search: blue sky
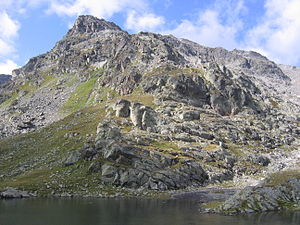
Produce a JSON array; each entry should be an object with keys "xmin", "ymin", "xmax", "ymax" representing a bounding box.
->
[{"xmin": 1, "ymin": 0, "xmax": 300, "ymax": 74}]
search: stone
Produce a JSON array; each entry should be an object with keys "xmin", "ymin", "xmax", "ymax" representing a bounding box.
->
[
  {"xmin": 64, "ymin": 150, "xmax": 82, "ymax": 166},
  {"xmin": 220, "ymin": 178, "xmax": 300, "ymax": 214},
  {"xmin": 130, "ymin": 103, "xmax": 156, "ymax": 131},
  {"xmin": 96, "ymin": 120, "xmax": 122, "ymax": 140},
  {"xmin": 179, "ymin": 110, "xmax": 200, "ymax": 121},
  {"xmin": 0, "ymin": 187, "xmax": 31, "ymax": 199},
  {"xmin": 114, "ymin": 99, "xmax": 131, "ymax": 117},
  {"xmin": 253, "ymin": 155, "xmax": 271, "ymax": 166},
  {"xmin": 88, "ymin": 162, "xmax": 102, "ymax": 173},
  {"xmin": 101, "ymin": 164, "xmax": 119, "ymax": 183}
]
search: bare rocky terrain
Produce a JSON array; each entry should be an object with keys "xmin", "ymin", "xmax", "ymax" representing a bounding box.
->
[{"xmin": 0, "ymin": 15, "xmax": 299, "ymax": 212}]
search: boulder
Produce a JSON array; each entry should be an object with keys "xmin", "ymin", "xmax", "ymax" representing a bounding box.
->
[
  {"xmin": 96, "ymin": 120, "xmax": 122, "ymax": 140},
  {"xmin": 253, "ymin": 155, "xmax": 271, "ymax": 166},
  {"xmin": 0, "ymin": 187, "xmax": 31, "ymax": 199},
  {"xmin": 179, "ymin": 110, "xmax": 200, "ymax": 121},
  {"xmin": 130, "ymin": 103, "xmax": 156, "ymax": 131},
  {"xmin": 64, "ymin": 150, "xmax": 82, "ymax": 166},
  {"xmin": 114, "ymin": 99, "xmax": 131, "ymax": 117},
  {"xmin": 101, "ymin": 164, "xmax": 119, "ymax": 184}
]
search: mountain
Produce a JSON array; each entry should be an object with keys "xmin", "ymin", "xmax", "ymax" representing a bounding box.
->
[
  {"xmin": 0, "ymin": 74, "xmax": 11, "ymax": 87},
  {"xmin": 0, "ymin": 15, "xmax": 299, "ymax": 210}
]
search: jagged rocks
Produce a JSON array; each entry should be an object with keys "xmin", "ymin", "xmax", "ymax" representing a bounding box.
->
[
  {"xmin": 220, "ymin": 177, "xmax": 300, "ymax": 214},
  {"xmin": 252, "ymin": 155, "xmax": 271, "ymax": 167},
  {"xmin": 88, "ymin": 119, "xmax": 209, "ymax": 190},
  {"xmin": 0, "ymin": 15, "xmax": 300, "ymax": 201},
  {"xmin": 68, "ymin": 15, "xmax": 122, "ymax": 35},
  {"xmin": 142, "ymin": 74, "xmax": 209, "ymax": 107}
]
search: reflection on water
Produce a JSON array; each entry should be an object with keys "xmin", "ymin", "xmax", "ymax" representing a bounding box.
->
[{"xmin": 0, "ymin": 198, "xmax": 300, "ymax": 225}]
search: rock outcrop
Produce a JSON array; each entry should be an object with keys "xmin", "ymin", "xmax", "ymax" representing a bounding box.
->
[
  {"xmin": 220, "ymin": 176, "xmax": 300, "ymax": 214},
  {"xmin": 78, "ymin": 115, "xmax": 209, "ymax": 190},
  {"xmin": 0, "ymin": 187, "xmax": 32, "ymax": 199}
]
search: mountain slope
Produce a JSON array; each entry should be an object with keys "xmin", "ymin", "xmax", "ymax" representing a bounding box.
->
[{"xmin": 0, "ymin": 15, "xmax": 299, "ymax": 202}]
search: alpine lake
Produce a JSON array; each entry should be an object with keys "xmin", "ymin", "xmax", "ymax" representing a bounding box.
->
[{"xmin": 0, "ymin": 197, "xmax": 299, "ymax": 225}]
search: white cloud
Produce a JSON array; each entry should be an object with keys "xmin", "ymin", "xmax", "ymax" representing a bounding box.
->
[
  {"xmin": 125, "ymin": 10, "xmax": 165, "ymax": 32},
  {"xmin": 0, "ymin": 40, "xmax": 15, "ymax": 56},
  {"xmin": 0, "ymin": 12, "xmax": 20, "ymax": 39},
  {"xmin": 165, "ymin": 1, "xmax": 245, "ymax": 49},
  {"xmin": 0, "ymin": 12, "xmax": 20, "ymax": 74},
  {"xmin": 48, "ymin": 0, "xmax": 146, "ymax": 18},
  {"xmin": 0, "ymin": 11, "xmax": 20, "ymax": 57},
  {"xmin": 245, "ymin": 0, "xmax": 300, "ymax": 65},
  {"xmin": 0, "ymin": 59, "xmax": 18, "ymax": 74}
]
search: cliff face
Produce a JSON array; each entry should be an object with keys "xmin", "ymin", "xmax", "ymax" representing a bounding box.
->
[{"xmin": 0, "ymin": 15, "xmax": 299, "ymax": 199}]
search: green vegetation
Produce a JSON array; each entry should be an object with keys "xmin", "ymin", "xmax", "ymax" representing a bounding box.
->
[
  {"xmin": 151, "ymin": 140, "xmax": 180, "ymax": 152},
  {"xmin": 0, "ymin": 104, "xmax": 106, "ymax": 194},
  {"xmin": 201, "ymin": 200, "xmax": 224, "ymax": 210},
  {"xmin": 203, "ymin": 144, "xmax": 219, "ymax": 151},
  {"xmin": 227, "ymin": 144, "xmax": 245, "ymax": 157},
  {"xmin": 120, "ymin": 93, "xmax": 155, "ymax": 108},
  {"xmin": 95, "ymin": 86, "xmax": 120, "ymax": 102},
  {"xmin": 62, "ymin": 77, "xmax": 98, "ymax": 114},
  {"xmin": 1, "ymin": 92, "xmax": 19, "ymax": 107},
  {"xmin": 18, "ymin": 82, "xmax": 37, "ymax": 93},
  {"xmin": 264, "ymin": 170, "xmax": 300, "ymax": 187}
]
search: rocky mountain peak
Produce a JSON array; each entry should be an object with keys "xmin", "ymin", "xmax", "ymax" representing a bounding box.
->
[{"xmin": 67, "ymin": 15, "xmax": 122, "ymax": 35}]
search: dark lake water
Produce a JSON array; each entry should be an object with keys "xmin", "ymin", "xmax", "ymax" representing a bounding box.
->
[{"xmin": 0, "ymin": 198, "xmax": 300, "ymax": 225}]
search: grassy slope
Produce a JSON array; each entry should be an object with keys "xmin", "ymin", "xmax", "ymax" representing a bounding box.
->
[{"xmin": 0, "ymin": 105, "xmax": 106, "ymax": 195}]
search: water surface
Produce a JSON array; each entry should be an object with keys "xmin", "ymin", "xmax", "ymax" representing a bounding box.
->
[{"xmin": 0, "ymin": 198, "xmax": 300, "ymax": 225}]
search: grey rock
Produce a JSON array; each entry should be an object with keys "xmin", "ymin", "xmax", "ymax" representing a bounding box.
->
[
  {"xmin": 88, "ymin": 161, "xmax": 102, "ymax": 173},
  {"xmin": 130, "ymin": 103, "xmax": 156, "ymax": 131},
  {"xmin": 101, "ymin": 164, "xmax": 119, "ymax": 183},
  {"xmin": 0, "ymin": 187, "xmax": 31, "ymax": 199},
  {"xmin": 96, "ymin": 120, "xmax": 122, "ymax": 140},
  {"xmin": 114, "ymin": 99, "xmax": 131, "ymax": 117},
  {"xmin": 253, "ymin": 155, "xmax": 271, "ymax": 166},
  {"xmin": 220, "ymin": 178, "xmax": 300, "ymax": 213},
  {"xmin": 64, "ymin": 150, "xmax": 82, "ymax": 166},
  {"xmin": 179, "ymin": 110, "xmax": 200, "ymax": 121}
]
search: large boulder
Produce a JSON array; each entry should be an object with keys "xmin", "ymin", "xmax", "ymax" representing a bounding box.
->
[
  {"xmin": 0, "ymin": 187, "xmax": 31, "ymax": 199},
  {"xmin": 130, "ymin": 103, "xmax": 157, "ymax": 131},
  {"xmin": 113, "ymin": 99, "xmax": 131, "ymax": 117}
]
